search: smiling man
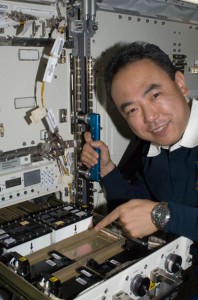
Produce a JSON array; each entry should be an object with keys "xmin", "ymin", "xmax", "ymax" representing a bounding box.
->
[
  {"xmin": 112, "ymin": 59, "xmax": 190, "ymax": 147},
  {"xmin": 80, "ymin": 42, "xmax": 198, "ymax": 296}
]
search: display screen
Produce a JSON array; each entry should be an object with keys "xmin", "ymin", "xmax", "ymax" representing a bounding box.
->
[
  {"xmin": 5, "ymin": 177, "xmax": 21, "ymax": 189},
  {"xmin": 24, "ymin": 169, "xmax": 41, "ymax": 187}
]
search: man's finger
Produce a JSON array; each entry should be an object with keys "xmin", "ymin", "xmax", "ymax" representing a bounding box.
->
[
  {"xmin": 84, "ymin": 131, "xmax": 92, "ymax": 143},
  {"xmin": 95, "ymin": 208, "xmax": 120, "ymax": 231}
]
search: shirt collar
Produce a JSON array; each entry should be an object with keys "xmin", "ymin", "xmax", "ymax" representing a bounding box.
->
[{"xmin": 147, "ymin": 98, "xmax": 198, "ymax": 157}]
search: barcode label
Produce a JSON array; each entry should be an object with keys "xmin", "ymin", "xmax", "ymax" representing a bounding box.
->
[
  {"xmin": 46, "ymin": 259, "xmax": 56, "ymax": 267},
  {"xmin": 76, "ymin": 277, "xmax": 87, "ymax": 285}
]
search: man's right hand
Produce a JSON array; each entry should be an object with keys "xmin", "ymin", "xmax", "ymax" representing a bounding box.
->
[{"xmin": 80, "ymin": 132, "xmax": 116, "ymax": 177}]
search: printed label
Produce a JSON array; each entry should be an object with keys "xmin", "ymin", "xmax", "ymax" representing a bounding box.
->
[
  {"xmin": 46, "ymin": 259, "xmax": 56, "ymax": 267},
  {"xmin": 80, "ymin": 269, "xmax": 92, "ymax": 277},
  {"xmin": 51, "ymin": 253, "xmax": 62, "ymax": 260},
  {"xmin": 0, "ymin": 3, "xmax": 9, "ymax": 10},
  {"xmin": 76, "ymin": 277, "xmax": 87, "ymax": 285},
  {"xmin": 110, "ymin": 259, "xmax": 120, "ymax": 266}
]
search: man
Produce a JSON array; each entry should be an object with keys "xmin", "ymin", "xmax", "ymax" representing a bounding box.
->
[{"xmin": 81, "ymin": 42, "xmax": 198, "ymax": 294}]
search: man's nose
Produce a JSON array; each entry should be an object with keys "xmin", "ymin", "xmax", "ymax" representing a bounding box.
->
[{"xmin": 143, "ymin": 106, "xmax": 159, "ymax": 123}]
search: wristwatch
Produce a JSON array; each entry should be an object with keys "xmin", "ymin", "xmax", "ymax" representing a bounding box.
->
[{"xmin": 151, "ymin": 202, "xmax": 170, "ymax": 230}]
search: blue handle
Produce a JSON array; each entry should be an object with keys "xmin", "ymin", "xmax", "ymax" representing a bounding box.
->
[{"xmin": 88, "ymin": 113, "xmax": 100, "ymax": 182}]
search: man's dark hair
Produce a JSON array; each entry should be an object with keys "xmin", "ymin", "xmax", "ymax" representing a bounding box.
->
[{"xmin": 104, "ymin": 41, "xmax": 177, "ymax": 102}]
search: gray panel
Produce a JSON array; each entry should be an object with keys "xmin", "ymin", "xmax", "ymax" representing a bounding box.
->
[
  {"xmin": 96, "ymin": 0, "xmax": 198, "ymax": 24},
  {"xmin": 92, "ymin": 10, "xmax": 198, "ymax": 96}
]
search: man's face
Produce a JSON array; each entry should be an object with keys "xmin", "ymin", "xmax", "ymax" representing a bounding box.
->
[{"xmin": 111, "ymin": 59, "xmax": 190, "ymax": 146}]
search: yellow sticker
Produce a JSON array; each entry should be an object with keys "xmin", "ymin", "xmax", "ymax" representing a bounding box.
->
[
  {"xmin": 19, "ymin": 257, "xmax": 27, "ymax": 262},
  {"xmin": 149, "ymin": 281, "xmax": 156, "ymax": 290},
  {"xmin": 50, "ymin": 277, "xmax": 59, "ymax": 282}
]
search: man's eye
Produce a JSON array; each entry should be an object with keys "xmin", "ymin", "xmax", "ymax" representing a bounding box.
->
[
  {"xmin": 126, "ymin": 108, "xmax": 138, "ymax": 116},
  {"xmin": 153, "ymin": 92, "xmax": 160, "ymax": 100}
]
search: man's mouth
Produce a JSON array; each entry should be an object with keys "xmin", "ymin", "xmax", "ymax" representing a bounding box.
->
[{"xmin": 152, "ymin": 123, "xmax": 168, "ymax": 135}]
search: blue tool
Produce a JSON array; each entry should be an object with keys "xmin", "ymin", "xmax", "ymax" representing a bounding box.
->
[{"xmin": 86, "ymin": 113, "xmax": 100, "ymax": 182}]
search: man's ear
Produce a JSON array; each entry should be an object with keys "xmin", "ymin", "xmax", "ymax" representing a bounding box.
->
[{"xmin": 175, "ymin": 71, "xmax": 189, "ymax": 96}]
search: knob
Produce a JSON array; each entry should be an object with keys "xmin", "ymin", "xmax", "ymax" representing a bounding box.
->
[
  {"xmin": 130, "ymin": 274, "xmax": 150, "ymax": 297},
  {"xmin": 37, "ymin": 142, "xmax": 52, "ymax": 154},
  {"xmin": 165, "ymin": 253, "xmax": 182, "ymax": 273}
]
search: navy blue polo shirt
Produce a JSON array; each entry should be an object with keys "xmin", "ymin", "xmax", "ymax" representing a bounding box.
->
[{"xmin": 101, "ymin": 99, "xmax": 198, "ymax": 244}]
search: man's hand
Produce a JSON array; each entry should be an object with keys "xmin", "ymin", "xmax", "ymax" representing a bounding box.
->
[
  {"xmin": 80, "ymin": 132, "xmax": 115, "ymax": 177},
  {"xmin": 95, "ymin": 199, "xmax": 159, "ymax": 238}
]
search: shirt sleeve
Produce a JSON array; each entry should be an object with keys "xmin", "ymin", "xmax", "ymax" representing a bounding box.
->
[
  {"xmin": 100, "ymin": 166, "xmax": 151, "ymax": 202},
  {"xmin": 165, "ymin": 202, "xmax": 198, "ymax": 241}
]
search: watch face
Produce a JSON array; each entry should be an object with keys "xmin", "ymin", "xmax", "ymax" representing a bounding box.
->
[
  {"xmin": 154, "ymin": 206, "xmax": 168, "ymax": 223},
  {"xmin": 151, "ymin": 203, "xmax": 170, "ymax": 229}
]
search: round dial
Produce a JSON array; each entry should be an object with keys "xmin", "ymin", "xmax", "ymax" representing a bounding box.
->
[
  {"xmin": 154, "ymin": 206, "xmax": 168, "ymax": 222},
  {"xmin": 151, "ymin": 202, "xmax": 170, "ymax": 230}
]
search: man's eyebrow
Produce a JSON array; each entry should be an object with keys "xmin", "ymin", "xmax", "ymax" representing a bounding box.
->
[{"xmin": 142, "ymin": 83, "xmax": 161, "ymax": 97}]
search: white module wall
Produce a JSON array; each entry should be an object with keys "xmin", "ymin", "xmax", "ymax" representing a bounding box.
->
[{"xmin": 0, "ymin": 46, "xmax": 72, "ymax": 152}]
